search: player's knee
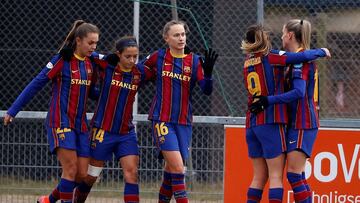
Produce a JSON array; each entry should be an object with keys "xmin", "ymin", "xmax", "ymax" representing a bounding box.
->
[
  {"xmin": 287, "ymin": 154, "xmax": 306, "ymax": 173},
  {"xmin": 287, "ymin": 160, "xmax": 299, "ymax": 173},
  {"xmin": 254, "ymin": 173, "xmax": 268, "ymax": 182},
  {"xmin": 287, "ymin": 162, "xmax": 302, "ymax": 174},
  {"xmin": 268, "ymin": 172, "xmax": 283, "ymax": 184},
  {"xmin": 252, "ymin": 173, "xmax": 268, "ymax": 187},
  {"xmin": 123, "ymin": 167, "xmax": 138, "ymax": 183},
  {"xmin": 62, "ymin": 162, "xmax": 78, "ymax": 179},
  {"xmin": 168, "ymin": 164, "xmax": 184, "ymax": 173}
]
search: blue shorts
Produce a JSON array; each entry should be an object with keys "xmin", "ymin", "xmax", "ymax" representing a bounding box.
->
[
  {"xmin": 90, "ymin": 128, "xmax": 139, "ymax": 161},
  {"xmin": 246, "ymin": 124, "xmax": 287, "ymax": 159},
  {"xmin": 47, "ymin": 127, "xmax": 90, "ymax": 157},
  {"xmin": 287, "ymin": 128, "xmax": 318, "ymax": 157},
  {"xmin": 152, "ymin": 121, "xmax": 192, "ymax": 160}
]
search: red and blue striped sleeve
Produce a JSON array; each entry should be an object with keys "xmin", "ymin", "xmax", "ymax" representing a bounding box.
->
[
  {"xmin": 141, "ymin": 51, "xmax": 158, "ymax": 71},
  {"xmin": 270, "ymin": 49, "xmax": 326, "ymax": 65},
  {"xmin": 90, "ymin": 52, "xmax": 108, "ymax": 69},
  {"xmin": 88, "ymin": 64, "xmax": 100, "ymax": 100},
  {"xmin": 136, "ymin": 63, "xmax": 155, "ymax": 81}
]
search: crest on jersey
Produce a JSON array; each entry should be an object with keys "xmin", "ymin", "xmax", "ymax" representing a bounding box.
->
[
  {"xmin": 159, "ymin": 136, "xmax": 165, "ymax": 144},
  {"xmin": 183, "ymin": 66, "xmax": 191, "ymax": 73},
  {"xmin": 59, "ymin": 133, "xmax": 65, "ymax": 140},
  {"xmin": 46, "ymin": 62, "xmax": 53, "ymax": 69}
]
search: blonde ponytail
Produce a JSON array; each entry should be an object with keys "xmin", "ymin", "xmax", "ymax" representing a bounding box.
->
[{"xmin": 285, "ymin": 19, "xmax": 311, "ymax": 50}]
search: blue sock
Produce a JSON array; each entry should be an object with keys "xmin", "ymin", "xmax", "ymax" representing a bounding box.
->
[
  {"xmin": 59, "ymin": 178, "xmax": 75, "ymax": 203},
  {"xmin": 171, "ymin": 173, "xmax": 188, "ymax": 202},
  {"xmin": 302, "ymin": 172, "xmax": 312, "ymax": 203},
  {"xmin": 247, "ymin": 188, "xmax": 263, "ymax": 203},
  {"xmin": 159, "ymin": 171, "xmax": 173, "ymax": 203},
  {"xmin": 269, "ymin": 188, "xmax": 283, "ymax": 203},
  {"xmin": 124, "ymin": 182, "xmax": 139, "ymax": 203},
  {"xmin": 49, "ymin": 184, "xmax": 60, "ymax": 203},
  {"xmin": 287, "ymin": 172, "xmax": 310, "ymax": 203}
]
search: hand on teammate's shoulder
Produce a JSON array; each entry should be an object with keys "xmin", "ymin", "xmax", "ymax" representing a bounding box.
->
[
  {"xmin": 106, "ymin": 53, "xmax": 120, "ymax": 66},
  {"xmin": 320, "ymin": 48, "xmax": 331, "ymax": 58},
  {"xmin": 59, "ymin": 45, "xmax": 74, "ymax": 61}
]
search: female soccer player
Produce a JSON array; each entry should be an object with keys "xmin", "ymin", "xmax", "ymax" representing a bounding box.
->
[
  {"xmin": 251, "ymin": 19, "xmax": 328, "ymax": 202},
  {"xmin": 72, "ymin": 36, "xmax": 153, "ymax": 203},
  {"xmin": 242, "ymin": 24, "xmax": 329, "ymax": 203},
  {"xmin": 3, "ymin": 20, "xmax": 100, "ymax": 203},
  {"xmin": 140, "ymin": 20, "xmax": 218, "ymax": 203}
]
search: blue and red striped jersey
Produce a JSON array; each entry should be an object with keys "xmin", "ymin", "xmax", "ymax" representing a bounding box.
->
[
  {"xmin": 141, "ymin": 48, "xmax": 212, "ymax": 125},
  {"xmin": 244, "ymin": 52, "xmax": 288, "ymax": 128},
  {"xmin": 7, "ymin": 54, "xmax": 97, "ymax": 132},
  {"xmin": 91, "ymin": 62, "xmax": 152, "ymax": 134},
  {"xmin": 286, "ymin": 50, "xmax": 319, "ymax": 129}
]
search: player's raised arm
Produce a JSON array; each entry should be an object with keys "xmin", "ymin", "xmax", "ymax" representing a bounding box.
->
[{"xmin": 198, "ymin": 48, "xmax": 218, "ymax": 95}]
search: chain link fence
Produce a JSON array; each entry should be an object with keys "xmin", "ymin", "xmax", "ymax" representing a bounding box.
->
[
  {"xmin": 2, "ymin": 0, "xmax": 359, "ymax": 118},
  {"xmin": 263, "ymin": 1, "xmax": 360, "ymax": 118},
  {"xmin": 0, "ymin": 117, "xmax": 224, "ymax": 202},
  {"xmin": 1, "ymin": 0, "xmax": 360, "ymax": 202}
]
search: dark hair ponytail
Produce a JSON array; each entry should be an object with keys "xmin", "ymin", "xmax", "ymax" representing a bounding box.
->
[{"xmin": 58, "ymin": 20, "xmax": 99, "ymax": 52}]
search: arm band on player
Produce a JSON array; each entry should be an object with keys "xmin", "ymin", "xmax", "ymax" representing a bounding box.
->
[{"xmin": 87, "ymin": 165, "xmax": 103, "ymax": 177}]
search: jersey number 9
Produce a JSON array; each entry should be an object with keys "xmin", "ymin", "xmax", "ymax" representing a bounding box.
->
[{"xmin": 247, "ymin": 72, "xmax": 262, "ymax": 96}]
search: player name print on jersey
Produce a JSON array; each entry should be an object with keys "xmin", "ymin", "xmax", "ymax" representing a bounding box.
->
[
  {"xmin": 244, "ymin": 57, "xmax": 262, "ymax": 67},
  {"xmin": 162, "ymin": 70, "xmax": 191, "ymax": 81},
  {"xmin": 71, "ymin": 79, "xmax": 91, "ymax": 85},
  {"xmin": 111, "ymin": 80, "xmax": 138, "ymax": 90}
]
